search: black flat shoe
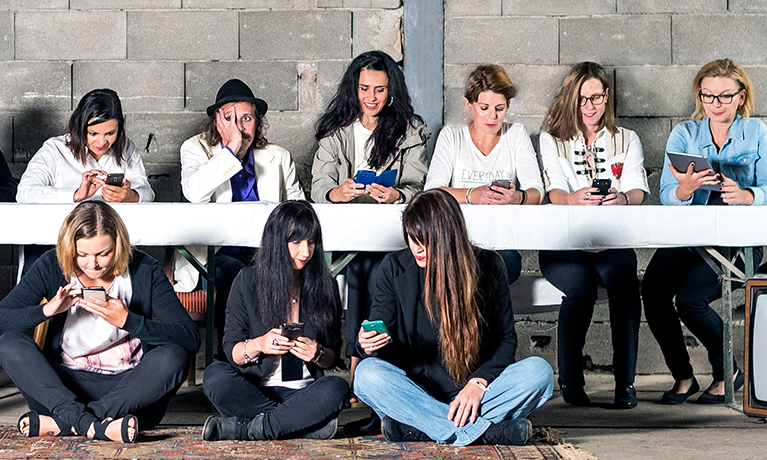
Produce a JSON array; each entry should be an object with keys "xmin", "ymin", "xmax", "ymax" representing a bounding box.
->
[
  {"xmin": 696, "ymin": 371, "xmax": 745, "ymax": 405},
  {"xmin": 344, "ymin": 413, "xmax": 381, "ymax": 436},
  {"xmin": 614, "ymin": 383, "xmax": 638, "ymax": 409},
  {"xmin": 660, "ymin": 377, "xmax": 700, "ymax": 405},
  {"xmin": 381, "ymin": 416, "xmax": 431, "ymax": 443},
  {"xmin": 559, "ymin": 379, "xmax": 591, "ymax": 406}
]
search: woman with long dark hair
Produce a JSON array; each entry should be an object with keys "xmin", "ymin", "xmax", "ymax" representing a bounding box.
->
[
  {"xmin": 311, "ymin": 50, "xmax": 429, "ymax": 427},
  {"xmin": 354, "ymin": 189, "xmax": 553, "ymax": 446},
  {"xmin": 0, "ymin": 201, "xmax": 199, "ymax": 443},
  {"xmin": 538, "ymin": 62, "xmax": 649, "ymax": 409},
  {"xmin": 202, "ymin": 200, "xmax": 348, "ymax": 441}
]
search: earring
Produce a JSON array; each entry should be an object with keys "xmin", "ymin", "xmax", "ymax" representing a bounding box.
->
[{"xmin": 388, "ymin": 96, "xmax": 394, "ymax": 107}]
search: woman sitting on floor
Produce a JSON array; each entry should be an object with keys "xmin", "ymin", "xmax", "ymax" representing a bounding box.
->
[
  {"xmin": 202, "ymin": 200, "xmax": 348, "ymax": 441},
  {"xmin": 0, "ymin": 201, "xmax": 200, "ymax": 443},
  {"xmin": 354, "ymin": 189, "xmax": 553, "ymax": 446}
]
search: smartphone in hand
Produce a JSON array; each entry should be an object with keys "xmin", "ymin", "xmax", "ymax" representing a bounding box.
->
[
  {"xmin": 81, "ymin": 286, "xmax": 107, "ymax": 302},
  {"xmin": 281, "ymin": 322, "xmax": 305, "ymax": 340},
  {"xmin": 361, "ymin": 320, "xmax": 392, "ymax": 343},
  {"xmin": 591, "ymin": 178, "xmax": 611, "ymax": 195},
  {"xmin": 105, "ymin": 173, "xmax": 124, "ymax": 187}
]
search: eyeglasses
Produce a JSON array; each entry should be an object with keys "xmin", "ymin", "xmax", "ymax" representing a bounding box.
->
[
  {"xmin": 579, "ymin": 93, "xmax": 606, "ymax": 107},
  {"xmin": 699, "ymin": 89, "xmax": 743, "ymax": 105}
]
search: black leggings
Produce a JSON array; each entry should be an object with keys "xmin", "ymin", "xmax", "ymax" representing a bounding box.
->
[
  {"xmin": 0, "ymin": 331, "xmax": 188, "ymax": 436},
  {"xmin": 203, "ymin": 361, "xmax": 348, "ymax": 440}
]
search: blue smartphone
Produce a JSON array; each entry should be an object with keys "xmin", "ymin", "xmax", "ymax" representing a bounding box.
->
[{"xmin": 361, "ymin": 320, "xmax": 392, "ymax": 343}]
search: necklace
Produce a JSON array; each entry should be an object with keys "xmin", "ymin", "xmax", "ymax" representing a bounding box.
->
[{"xmin": 470, "ymin": 125, "xmax": 499, "ymax": 152}]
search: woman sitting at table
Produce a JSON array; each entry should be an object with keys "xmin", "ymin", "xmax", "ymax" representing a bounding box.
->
[
  {"xmin": 16, "ymin": 88, "xmax": 154, "ymax": 275},
  {"xmin": 354, "ymin": 189, "xmax": 553, "ymax": 446},
  {"xmin": 538, "ymin": 61, "xmax": 649, "ymax": 409},
  {"xmin": 0, "ymin": 201, "xmax": 200, "ymax": 443},
  {"xmin": 311, "ymin": 50, "xmax": 428, "ymax": 430},
  {"xmin": 425, "ymin": 64, "xmax": 543, "ymax": 284},
  {"xmin": 202, "ymin": 200, "xmax": 348, "ymax": 441},
  {"xmin": 642, "ymin": 58, "xmax": 767, "ymax": 405}
]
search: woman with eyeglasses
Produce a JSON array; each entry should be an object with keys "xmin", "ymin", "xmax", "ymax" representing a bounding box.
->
[
  {"xmin": 642, "ymin": 59, "xmax": 767, "ymax": 405},
  {"xmin": 538, "ymin": 62, "xmax": 649, "ymax": 409}
]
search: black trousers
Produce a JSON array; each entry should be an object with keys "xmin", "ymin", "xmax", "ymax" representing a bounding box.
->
[
  {"xmin": 345, "ymin": 251, "xmax": 386, "ymax": 357},
  {"xmin": 203, "ymin": 361, "xmax": 348, "ymax": 440},
  {"xmin": 539, "ymin": 249, "xmax": 641, "ymax": 387},
  {"xmin": 642, "ymin": 247, "xmax": 762, "ymax": 382},
  {"xmin": 0, "ymin": 331, "xmax": 188, "ymax": 436}
]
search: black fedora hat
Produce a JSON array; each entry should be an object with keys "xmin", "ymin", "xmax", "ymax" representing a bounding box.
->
[{"xmin": 206, "ymin": 79, "xmax": 268, "ymax": 117}]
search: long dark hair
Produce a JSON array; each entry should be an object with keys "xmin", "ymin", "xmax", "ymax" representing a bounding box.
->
[
  {"xmin": 315, "ymin": 50, "xmax": 415, "ymax": 170},
  {"xmin": 254, "ymin": 200, "xmax": 339, "ymax": 334},
  {"xmin": 67, "ymin": 88, "xmax": 127, "ymax": 166},
  {"xmin": 402, "ymin": 189, "xmax": 481, "ymax": 383}
]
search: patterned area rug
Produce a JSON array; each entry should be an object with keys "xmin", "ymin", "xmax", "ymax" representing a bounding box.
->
[{"xmin": 0, "ymin": 426, "xmax": 595, "ymax": 460}]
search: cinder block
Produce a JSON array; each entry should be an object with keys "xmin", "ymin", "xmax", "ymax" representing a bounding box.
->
[
  {"xmin": 145, "ymin": 163, "xmax": 182, "ymax": 203},
  {"xmin": 561, "ymin": 16, "xmax": 671, "ymax": 66},
  {"xmin": 124, "ymin": 111, "xmax": 206, "ymax": 165},
  {"xmin": 636, "ymin": 247, "xmax": 655, "ymax": 271},
  {"xmin": 352, "ymin": 8, "xmax": 403, "ymax": 61},
  {"xmin": 16, "ymin": 11, "xmax": 126, "ymax": 60},
  {"xmin": 266, "ymin": 111, "xmax": 321, "ymax": 195},
  {"xmin": 0, "ymin": 113, "xmax": 12, "ymax": 160},
  {"xmin": 515, "ymin": 321, "xmax": 558, "ymax": 368},
  {"xmin": 673, "ymin": 15, "xmax": 767, "ymax": 65},
  {"xmin": 318, "ymin": 0, "xmax": 343, "ymax": 7},
  {"xmin": 183, "ymin": 0, "xmax": 316, "ymax": 7},
  {"xmin": 0, "ymin": 1, "xmax": 66, "ymax": 8},
  {"xmin": 503, "ymin": 0, "xmax": 614, "ymax": 15},
  {"xmin": 71, "ymin": 0, "xmax": 180, "ymax": 7},
  {"xmin": 371, "ymin": 0, "xmax": 400, "ymax": 7},
  {"xmin": 240, "ymin": 11, "xmax": 351, "ymax": 60},
  {"xmin": 617, "ymin": 0, "xmax": 724, "ymax": 13},
  {"xmin": 344, "ymin": 0, "xmax": 371, "ymax": 6},
  {"xmin": 615, "ymin": 66, "xmax": 697, "ymax": 117},
  {"xmin": 0, "ymin": 11, "xmax": 12, "ymax": 61},
  {"xmin": 744, "ymin": 66, "xmax": 767, "ymax": 118},
  {"xmin": 128, "ymin": 11, "xmax": 238, "ymax": 60},
  {"xmin": 445, "ymin": 0, "xmax": 500, "ymax": 17},
  {"xmin": 316, "ymin": 60, "xmax": 351, "ymax": 112},
  {"xmin": 635, "ymin": 323, "xmax": 668, "ymax": 374},
  {"xmin": 0, "ymin": 62, "xmax": 71, "ymax": 111},
  {"xmin": 728, "ymin": 0, "xmax": 767, "ymax": 13},
  {"xmin": 74, "ymin": 62, "xmax": 184, "ymax": 112},
  {"xmin": 445, "ymin": 18, "xmax": 558, "ymax": 65},
  {"xmin": 186, "ymin": 61, "xmax": 298, "ymax": 113},
  {"xmin": 615, "ymin": 117, "xmax": 671, "ymax": 179},
  {"xmin": 12, "ymin": 111, "xmax": 71, "ymax": 163}
]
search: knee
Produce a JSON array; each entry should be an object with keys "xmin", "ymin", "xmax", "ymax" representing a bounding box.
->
[
  {"xmin": 353, "ymin": 358, "xmax": 391, "ymax": 395},
  {"xmin": 0, "ymin": 331, "xmax": 36, "ymax": 366},
  {"xmin": 203, "ymin": 362, "xmax": 236, "ymax": 397},
  {"xmin": 321, "ymin": 375, "xmax": 350, "ymax": 396},
  {"xmin": 517, "ymin": 357, "xmax": 554, "ymax": 396},
  {"xmin": 148, "ymin": 343, "xmax": 189, "ymax": 372}
]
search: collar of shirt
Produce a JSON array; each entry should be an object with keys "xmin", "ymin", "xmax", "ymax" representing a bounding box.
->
[
  {"xmin": 698, "ymin": 115, "xmax": 745, "ymax": 150},
  {"xmin": 229, "ymin": 148, "xmax": 259, "ymax": 202}
]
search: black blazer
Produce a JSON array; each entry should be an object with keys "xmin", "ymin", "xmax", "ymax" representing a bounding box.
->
[
  {"xmin": 0, "ymin": 249, "xmax": 201, "ymax": 357},
  {"xmin": 223, "ymin": 266, "xmax": 343, "ymax": 381},
  {"xmin": 361, "ymin": 248, "xmax": 517, "ymax": 402}
]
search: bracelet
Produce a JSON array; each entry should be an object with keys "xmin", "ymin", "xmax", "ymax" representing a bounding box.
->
[
  {"xmin": 242, "ymin": 339, "xmax": 258, "ymax": 364},
  {"xmin": 466, "ymin": 188, "xmax": 475, "ymax": 204},
  {"xmin": 519, "ymin": 190, "xmax": 528, "ymax": 205},
  {"xmin": 469, "ymin": 379, "xmax": 488, "ymax": 392},
  {"xmin": 620, "ymin": 191, "xmax": 629, "ymax": 205},
  {"xmin": 311, "ymin": 345, "xmax": 325, "ymax": 365}
]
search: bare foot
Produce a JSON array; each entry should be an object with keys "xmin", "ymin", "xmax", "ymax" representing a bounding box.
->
[
  {"xmin": 87, "ymin": 417, "xmax": 137, "ymax": 443},
  {"xmin": 19, "ymin": 414, "xmax": 62, "ymax": 437},
  {"xmin": 704, "ymin": 370, "xmax": 740, "ymax": 396}
]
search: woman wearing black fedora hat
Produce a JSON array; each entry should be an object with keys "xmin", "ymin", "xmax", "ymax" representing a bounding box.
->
[{"xmin": 176, "ymin": 78, "xmax": 304, "ymax": 358}]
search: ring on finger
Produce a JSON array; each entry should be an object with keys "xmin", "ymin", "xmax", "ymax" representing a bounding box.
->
[
  {"xmin": 379, "ymin": 194, "xmax": 385, "ymax": 199},
  {"xmin": 272, "ymin": 339, "xmax": 279, "ymax": 347}
]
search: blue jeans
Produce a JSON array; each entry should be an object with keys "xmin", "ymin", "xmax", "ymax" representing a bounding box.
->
[{"xmin": 354, "ymin": 356, "xmax": 553, "ymax": 446}]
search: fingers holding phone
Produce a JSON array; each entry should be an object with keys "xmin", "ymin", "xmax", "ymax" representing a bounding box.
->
[{"xmin": 358, "ymin": 320, "xmax": 391, "ymax": 353}]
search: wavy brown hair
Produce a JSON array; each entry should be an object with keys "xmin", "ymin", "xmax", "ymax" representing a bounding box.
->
[
  {"xmin": 402, "ymin": 189, "xmax": 482, "ymax": 383},
  {"xmin": 200, "ymin": 102, "xmax": 268, "ymax": 153},
  {"xmin": 464, "ymin": 65, "xmax": 516, "ymax": 103},
  {"xmin": 545, "ymin": 62, "xmax": 617, "ymax": 141},
  {"xmin": 691, "ymin": 58, "xmax": 754, "ymax": 121}
]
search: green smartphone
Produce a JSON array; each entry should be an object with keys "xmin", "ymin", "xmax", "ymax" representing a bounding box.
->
[{"xmin": 361, "ymin": 320, "xmax": 392, "ymax": 343}]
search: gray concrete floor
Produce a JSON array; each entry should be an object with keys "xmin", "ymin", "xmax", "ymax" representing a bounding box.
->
[{"xmin": 0, "ymin": 369, "xmax": 764, "ymax": 460}]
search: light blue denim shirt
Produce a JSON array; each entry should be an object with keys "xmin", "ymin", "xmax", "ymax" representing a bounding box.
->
[{"xmin": 660, "ymin": 115, "xmax": 767, "ymax": 206}]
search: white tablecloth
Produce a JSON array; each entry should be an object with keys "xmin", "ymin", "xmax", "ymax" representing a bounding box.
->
[{"xmin": 2, "ymin": 202, "xmax": 767, "ymax": 251}]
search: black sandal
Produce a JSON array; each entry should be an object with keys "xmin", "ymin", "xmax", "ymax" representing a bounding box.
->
[
  {"xmin": 90, "ymin": 415, "xmax": 138, "ymax": 443},
  {"xmin": 17, "ymin": 411, "xmax": 74, "ymax": 437}
]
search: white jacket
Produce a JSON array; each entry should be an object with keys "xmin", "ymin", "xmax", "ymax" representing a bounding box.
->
[{"xmin": 174, "ymin": 134, "xmax": 304, "ymax": 292}]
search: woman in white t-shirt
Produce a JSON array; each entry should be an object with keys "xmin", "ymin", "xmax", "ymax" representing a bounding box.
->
[
  {"xmin": 538, "ymin": 62, "xmax": 649, "ymax": 410},
  {"xmin": 425, "ymin": 64, "xmax": 543, "ymax": 284}
]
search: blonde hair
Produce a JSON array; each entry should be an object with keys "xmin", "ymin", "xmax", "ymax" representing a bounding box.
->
[
  {"xmin": 464, "ymin": 65, "xmax": 516, "ymax": 104},
  {"xmin": 56, "ymin": 201, "xmax": 132, "ymax": 279},
  {"xmin": 545, "ymin": 62, "xmax": 617, "ymax": 141},
  {"xmin": 691, "ymin": 58, "xmax": 754, "ymax": 121}
]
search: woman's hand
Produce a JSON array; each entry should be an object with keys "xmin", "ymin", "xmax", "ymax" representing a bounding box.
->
[
  {"xmin": 290, "ymin": 336, "xmax": 320, "ymax": 362},
  {"xmin": 78, "ymin": 296, "xmax": 130, "ymax": 328},
  {"xmin": 470, "ymin": 184, "xmax": 519, "ymax": 205},
  {"xmin": 599, "ymin": 188, "xmax": 627, "ymax": 206},
  {"xmin": 366, "ymin": 183, "xmax": 401, "ymax": 204},
  {"xmin": 448, "ymin": 379, "xmax": 486, "ymax": 427},
  {"xmin": 670, "ymin": 162, "xmax": 720, "ymax": 201},
  {"xmin": 358, "ymin": 320, "xmax": 390, "ymax": 354},
  {"xmin": 101, "ymin": 178, "xmax": 139, "ymax": 203},
  {"xmin": 329, "ymin": 179, "xmax": 365, "ymax": 203},
  {"xmin": 73, "ymin": 169, "xmax": 106, "ymax": 202},
  {"xmin": 216, "ymin": 105, "xmax": 244, "ymax": 157},
  {"xmin": 257, "ymin": 328, "xmax": 292, "ymax": 355},
  {"xmin": 564, "ymin": 186, "xmax": 603, "ymax": 205},
  {"xmin": 721, "ymin": 173, "xmax": 755, "ymax": 205},
  {"xmin": 43, "ymin": 282, "xmax": 80, "ymax": 317}
]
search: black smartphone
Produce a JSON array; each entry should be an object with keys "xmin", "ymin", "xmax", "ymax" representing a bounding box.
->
[
  {"xmin": 81, "ymin": 286, "xmax": 107, "ymax": 302},
  {"xmin": 591, "ymin": 178, "xmax": 611, "ymax": 195},
  {"xmin": 281, "ymin": 322, "xmax": 305, "ymax": 340},
  {"xmin": 106, "ymin": 173, "xmax": 124, "ymax": 186},
  {"xmin": 491, "ymin": 180, "xmax": 511, "ymax": 189}
]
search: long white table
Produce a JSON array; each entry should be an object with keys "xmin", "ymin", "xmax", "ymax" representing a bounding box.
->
[{"xmin": 2, "ymin": 202, "xmax": 765, "ymax": 406}]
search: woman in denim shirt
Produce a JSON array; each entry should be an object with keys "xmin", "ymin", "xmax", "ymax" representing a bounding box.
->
[{"xmin": 643, "ymin": 59, "xmax": 766, "ymax": 405}]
